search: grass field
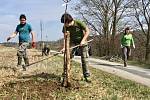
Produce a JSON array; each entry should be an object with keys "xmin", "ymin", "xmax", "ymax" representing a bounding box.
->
[{"xmin": 0, "ymin": 47, "xmax": 150, "ymax": 99}]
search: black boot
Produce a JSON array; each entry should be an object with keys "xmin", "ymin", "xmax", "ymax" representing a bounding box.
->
[
  {"xmin": 17, "ymin": 57, "xmax": 22, "ymax": 66},
  {"xmin": 23, "ymin": 57, "xmax": 29, "ymax": 71},
  {"xmin": 24, "ymin": 57, "xmax": 29, "ymax": 66},
  {"xmin": 124, "ymin": 62, "xmax": 127, "ymax": 67}
]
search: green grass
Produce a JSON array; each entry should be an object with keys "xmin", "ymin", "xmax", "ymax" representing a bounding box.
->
[
  {"xmin": 127, "ymin": 60, "xmax": 150, "ymax": 69},
  {"xmin": 0, "ymin": 56, "xmax": 150, "ymax": 100}
]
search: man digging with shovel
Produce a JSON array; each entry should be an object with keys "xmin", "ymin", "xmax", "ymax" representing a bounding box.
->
[{"xmin": 60, "ymin": 13, "xmax": 91, "ymax": 82}]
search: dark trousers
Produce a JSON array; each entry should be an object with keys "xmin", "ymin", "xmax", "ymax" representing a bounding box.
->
[
  {"xmin": 122, "ymin": 46, "xmax": 131, "ymax": 66},
  {"xmin": 42, "ymin": 47, "xmax": 50, "ymax": 56}
]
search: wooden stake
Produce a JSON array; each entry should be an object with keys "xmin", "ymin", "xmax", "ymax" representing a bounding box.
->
[{"xmin": 62, "ymin": 32, "xmax": 71, "ymax": 87}]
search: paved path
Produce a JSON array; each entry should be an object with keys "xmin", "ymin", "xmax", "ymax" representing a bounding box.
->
[{"xmin": 73, "ymin": 56, "xmax": 150, "ymax": 87}]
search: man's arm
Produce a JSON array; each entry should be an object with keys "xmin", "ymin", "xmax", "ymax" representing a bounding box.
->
[
  {"xmin": 31, "ymin": 31, "xmax": 35, "ymax": 42},
  {"xmin": 80, "ymin": 26, "xmax": 90, "ymax": 46},
  {"xmin": 7, "ymin": 31, "xmax": 18, "ymax": 41},
  {"xmin": 31, "ymin": 31, "xmax": 36, "ymax": 48}
]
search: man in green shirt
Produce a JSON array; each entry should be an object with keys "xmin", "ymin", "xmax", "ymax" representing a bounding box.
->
[
  {"xmin": 121, "ymin": 27, "xmax": 135, "ymax": 67},
  {"xmin": 61, "ymin": 13, "xmax": 91, "ymax": 82}
]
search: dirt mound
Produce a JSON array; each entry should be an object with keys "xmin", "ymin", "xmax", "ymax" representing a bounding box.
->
[{"xmin": 0, "ymin": 79, "xmax": 60, "ymax": 99}]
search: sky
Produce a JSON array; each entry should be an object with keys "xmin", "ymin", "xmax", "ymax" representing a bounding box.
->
[{"xmin": 0, "ymin": 0, "xmax": 76, "ymax": 43}]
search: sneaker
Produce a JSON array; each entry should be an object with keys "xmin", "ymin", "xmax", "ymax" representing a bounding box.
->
[
  {"xmin": 22, "ymin": 65, "xmax": 28, "ymax": 71},
  {"xmin": 84, "ymin": 77, "xmax": 92, "ymax": 83},
  {"xmin": 17, "ymin": 64, "xmax": 22, "ymax": 67},
  {"xmin": 16, "ymin": 65, "xmax": 22, "ymax": 71},
  {"xmin": 85, "ymin": 73, "xmax": 90, "ymax": 77}
]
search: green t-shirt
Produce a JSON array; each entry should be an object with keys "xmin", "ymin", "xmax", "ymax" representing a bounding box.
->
[
  {"xmin": 62, "ymin": 20, "xmax": 86, "ymax": 44},
  {"xmin": 121, "ymin": 34, "xmax": 134, "ymax": 47}
]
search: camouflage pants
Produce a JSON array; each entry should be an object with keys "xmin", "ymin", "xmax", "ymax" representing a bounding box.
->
[
  {"xmin": 71, "ymin": 44, "xmax": 90, "ymax": 78},
  {"xmin": 17, "ymin": 42, "xmax": 29, "ymax": 66}
]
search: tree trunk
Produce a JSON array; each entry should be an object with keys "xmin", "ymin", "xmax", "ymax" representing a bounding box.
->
[
  {"xmin": 145, "ymin": 18, "xmax": 150, "ymax": 61},
  {"xmin": 103, "ymin": 10, "xmax": 110, "ymax": 56},
  {"xmin": 111, "ymin": 5, "xmax": 117, "ymax": 55}
]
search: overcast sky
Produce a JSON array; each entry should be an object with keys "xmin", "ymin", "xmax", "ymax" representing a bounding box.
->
[{"xmin": 0, "ymin": 0, "xmax": 76, "ymax": 43}]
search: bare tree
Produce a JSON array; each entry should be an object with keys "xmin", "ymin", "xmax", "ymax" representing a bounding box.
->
[
  {"xmin": 131, "ymin": 0, "xmax": 150, "ymax": 61},
  {"xmin": 74, "ymin": 0, "xmax": 113, "ymax": 56},
  {"xmin": 74, "ymin": 0, "xmax": 130, "ymax": 56},
  {"xmin": 111, "ymin": 0, "xmax": 132, "ymax": 54}
]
